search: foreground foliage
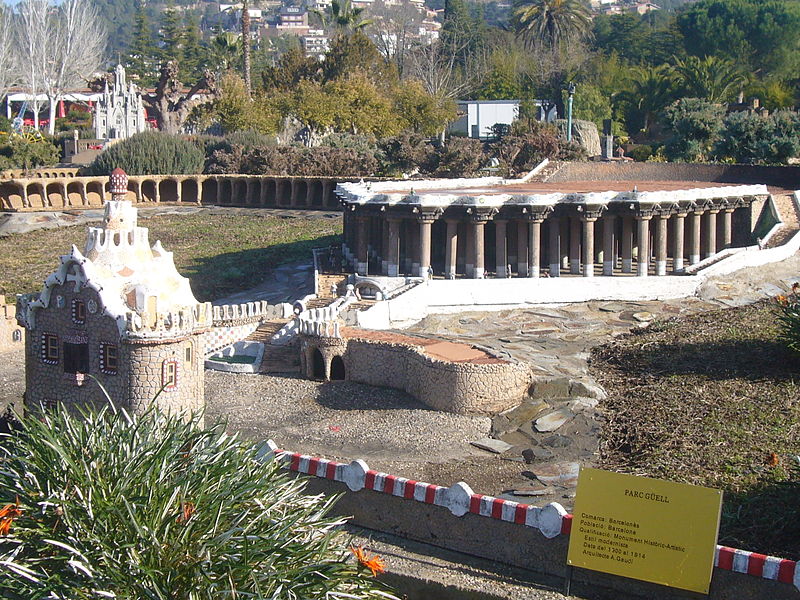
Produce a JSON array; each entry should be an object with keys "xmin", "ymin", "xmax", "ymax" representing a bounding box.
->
[
  {"xmin": 593, "ymin": 300, "xmax": 800, "ymax": 558},
  {"xmin": 0, "ymin": 404, "xmax": 396, "ymax": 599}
]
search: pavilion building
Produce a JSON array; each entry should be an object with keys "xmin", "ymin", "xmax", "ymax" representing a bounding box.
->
[{"xmin": 335, "ymin": 178, "xmax": 770, "ymax": 279}]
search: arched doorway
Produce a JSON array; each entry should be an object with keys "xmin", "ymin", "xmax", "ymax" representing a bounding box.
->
[
  {"xmin": 312, "ymin": 348, "xmax": 325, "ymax": 379},
  {"xmin": 330, "ymin": 355, "xmax": 346, "ymax": 381}
]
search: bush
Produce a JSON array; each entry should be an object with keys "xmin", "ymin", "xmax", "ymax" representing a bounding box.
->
[
  {"xmin": 0, "ymin": 403, "xmax": 396, "ymax": 599},
  {"xmin": 83, "ymin": 131, "xmax": 205, "ymax": 176},
  {"xmin": 490, "ymin": 120, "xmax": 585, "ymax": 176},
  {"xmin": 0, "ymin": 132, "xmax": 61, "ymax": 172},
  {"xmin": 378, "ymin": 132, "xmax": 436, "ymax": 176},
  {"xmin": 662, "ymin": 98, "xmax": 725, "ymax": 162},
  {"xmin": 628, "ymin": 144, "xmax": 654, "ymax": 162},
  {"xmin": 431, "ymin": 137, "xmax": 486, "ymax": 177},
  {"xmin": 714, "ymin": 111, "xmax": 800, "ymax": 165},
  {"xmin": 205, "ymin": 143, "xmax": 378, "ymax": 176}
]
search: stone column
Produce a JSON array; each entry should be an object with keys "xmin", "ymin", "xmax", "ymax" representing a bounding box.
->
[
  {"xmin": 582, "ymin": 216, "xmax": 597, "ymax": 277},
  {"xmin": 549, "ymin": 216, "xmax": 561, "ymax": 277},
  {"xmin": 621, "ymin": 215, "xmax": 633, "ymax": 273},
  {"xmin": 517, "ymin": 221, "xmax": 528, "ymax": 277},
  {"xmin": 602, "ymin": 215, "xmax": 615, "ymax": 276},
  {"xmin": 672, "ymin": 212, "xmax": 686, "ymax": 273},
  {"xmin": 703, "ymin": 209, "xmax": 718, "ymax": 259},
  {"xmin": 387, "ymin": 219, "xmax": 400, "ymax": 277},
  {"xmin": 381, "ymin": 219, "xmax": 390, "ymax": 274},
  {"xmin": 528, "ymin": 219, "xmax": 542, "ymax": 278},
  {"xmin": 722, "ymin": 208, "xmax": 734, "ymax": 249},
  {"xmin": 495, "ymin": 220, "xmax": 508, "ymax": 277},
  {"xmin": 689, "ymin": 210, "xmax": 702, "ymax": 265},
  {"xmin": 636, "ymin": 216, "xmax": 651, "ymax": 276},
  {"xmin": 417, "ymin": 218, "xmax": 433, "ymax": 278},
  {"xmin": 570, "ymin": 217, "xmax": 581, "ymax": 274},
  {"xmin": 472, "ymin": 220, "xmax": 486, "ymax": 279},
  {"xmin": 654, "ymin": 214, "xmax": 668, "ymax": 276},
  {"xmin": 356, "ymin": 216, "xmax": 369, "ymax": 275},
  {"xmin": 445, "ymin": 219, "xmax": 458, "ymax": 279},
  {"xmin": 465, "ymin": 223, "xmax": 475, "ymax": 277}
]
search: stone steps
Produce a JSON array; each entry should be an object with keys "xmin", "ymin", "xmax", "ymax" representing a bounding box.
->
[
  {"xmin": 245, "ymin": 319, "xmax": 290, "ymax": 343},
  {"xmin": 317, "ymin": 274, "xmax": 348, "ymax": 299},
  {"xmin": 259, "ymin": 343, "xmax": 301, "ymax": 373},
  {"xmin": 764, "ymin": 226, "xmax": 799, "ymax": 249},
  {"xmin": 771, "ymin": 193, "xmax": 799, "ymax": 229}
]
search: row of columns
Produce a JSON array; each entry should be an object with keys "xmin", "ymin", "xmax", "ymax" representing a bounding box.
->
[{"xmin": 346, "ymin": 206, "xmax": 739, "ymax": 279}]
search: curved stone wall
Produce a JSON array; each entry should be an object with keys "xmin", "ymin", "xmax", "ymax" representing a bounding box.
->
[
  {"xmin": 0, "ymin": 174, "xmax": 355, "ymax": 211},
  {"xmin": 302, "ymin": 335, "xmax": 532, "ymax": 415}
]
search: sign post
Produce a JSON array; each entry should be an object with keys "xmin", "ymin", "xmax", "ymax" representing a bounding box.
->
[{"xmin": 567, "ymin": 467, "xmax": 723, "ymax": 594}]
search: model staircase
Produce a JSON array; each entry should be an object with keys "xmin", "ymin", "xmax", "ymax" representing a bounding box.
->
[
  {"xmin": 528, "ymin": 160, "xmax": 563, "ymax": 183},
  {"xmin": 306, "ymin": 297, "xmax": 337, "ymax": 310},
  {"xmin": 245, "ymin": 320, "xmax": 301, "ymax": 373}
]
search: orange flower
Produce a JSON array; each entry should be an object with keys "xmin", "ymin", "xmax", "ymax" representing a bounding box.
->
[
  {"xmin": 777, "ymin": 295, "xmax": 788, "ymax": 305},
  {"xmin": 350, "ymin": 546, "xmax": 386, "ymax": 577},
  {"xmin": 176, "ymin": 501, "xmax": 195, "ymax": 524},
  {"xmin": 0, "ymin": 500, "xmax": 22, "ymax": 536},
  {"xmin": 767, "ymin": 452, "xmax": 780, "ymax": 467}
]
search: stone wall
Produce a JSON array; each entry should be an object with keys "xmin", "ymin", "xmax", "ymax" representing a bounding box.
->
[
  {"xmin": 203, "ymin": 301, "xmax": 292, "ymax": 356},
  {"xmin": 23, "ymin": 281, "xmax": 204, "ymax": 417},
  {"xmin": 304, "ymin": 335, "xmax": 532, "ymax": 415},
  {"xmin": 0, "ymin": 296, "xmax": 24, "ymax": 353}
]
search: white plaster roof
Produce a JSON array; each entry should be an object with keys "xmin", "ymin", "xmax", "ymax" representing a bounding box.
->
[
  {"xmin": 336, "ymin": 178, "xmax": 770, "ymax": 210},
  {"xmin": 17, "ymin": 201, "xmax": 211, "ymax": 340}
]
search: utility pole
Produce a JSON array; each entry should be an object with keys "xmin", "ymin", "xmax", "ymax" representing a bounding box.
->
[{"xmin": 242, "ymin": 0, "xmax": 252, "ymax": 97}]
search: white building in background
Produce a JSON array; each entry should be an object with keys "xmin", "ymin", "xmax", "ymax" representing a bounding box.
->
[
  {"xmin": 94, "ymin": 65, "xmax": 147, "ymax": 141},
  {"xmin": 448, "ymin": 100, "xmax": 521, "ymax": 139},
  {"xmin": 301, "ymin": 30, "xmax": 329, "ymax": 60}
]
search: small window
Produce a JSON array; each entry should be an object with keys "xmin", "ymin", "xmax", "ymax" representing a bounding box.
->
[
  {"xmin": 100, "ymin": 343, "xmax": 118, "ymax": 375},
  {"xmin": 185, "ymin": 346, "xmax": 192, "ymax": 363},
  {"xmin": 64, "ymin": 342, "xmax": 89, "ymax": 374},
  {"xmin": 41, "ymin": 333, "xmax": 59, "ymax": 364},
  {"xmin": 72, "ymin": 299, "xmax": 86, "ymax": 324},
  {"xmin": 162, "ymin": 360, "xmax": 178, "ymax": 390}
]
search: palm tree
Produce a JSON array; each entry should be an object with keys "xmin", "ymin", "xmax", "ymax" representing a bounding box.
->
[
  {"xmin": 511, "ymin": 0, "xmax": 592, "ymax": 50},
  {"xmin": 209, "ymin": 33, "xmax": 242, "ymax": 72},
  {"xmin": 673, "ymin": 56, "xmax": 748, "ymax": 103},
  {"xmin": 617, "ymin": 64, "xmax": 677, "ymax": 134},
  {"xmin": 313, "ymin": 0, "xmax": 372, "ymax": 35}
]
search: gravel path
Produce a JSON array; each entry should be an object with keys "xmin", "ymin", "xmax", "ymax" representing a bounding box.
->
[{"xmin": 205, "ymin": 371, "xmax": 491, "ymax": 464}]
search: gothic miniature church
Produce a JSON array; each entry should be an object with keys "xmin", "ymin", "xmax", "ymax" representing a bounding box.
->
[{"xmin": 17, "ymin": 169, "xmax": 210, "ymax": 415}]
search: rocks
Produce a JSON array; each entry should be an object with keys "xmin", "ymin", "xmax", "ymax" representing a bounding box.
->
[
  {"xmin": 569, "ymin": 380, "xmax": 607, "ymax": 401},
  {"xmin": 534, "ymin": 408, "xmax": 574, "ymax": 432},
  {"xmin": 530, "ymin": 461, "xmax": 580, "ymax": 487},
  {"xmin": 541, "ymin": 434, "xmax": 572, "ymax": 448},
  {"xmin": 528, "ymin": 377, "xmax": 571, "ymax": 399},
  {"xmin": 632, "ymin": 311, "xmax": 655, "ymax": 322},
  {"xmin": 470, "ymin": 438, "xmax": 513, "ymax": 454}
]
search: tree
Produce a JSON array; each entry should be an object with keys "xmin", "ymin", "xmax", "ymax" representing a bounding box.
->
[
  {"xmin": 13, "ymin": 0, "xmax": 50, "ymax": 130},
  {"xmin": 714, "ymin": 110, "xmax": 800, "ymax": 165},
  {"xmin": 617, "ymin": 64, "xmax": 676, "ymax": 135},
  {"xmin": 209, "ymin": 33, "xmax": 242, "ymax": 72},
  {"xmin": 42, "ymin": 0, "xmax": 106, "ymax": 135},
  {"xmin": 512, "ymin": 0, "xmax": 592, "ymax": 51},
  {"xmin": 126, "ymin": 2, "xmax": 159, "ymax": 86},
  {"xmin": 677, "ymin": 0, "xmax": 800, "ymax": 81},
  {"xmin": 181, "ymin": 15, "xmax": 207, "ymax": 83},
  {"xmin": 0, "ymin": 5, "xmax": 14, "ymax": 106},
  {"xmin": 261, "ymin": 46, "xmax": 322, "ymax": 92},
  {"xmin": 327, "ymin": 72, "xmax": 399, "ymax": 136},
  {"xmin": 662, "ymin": 97, "xmax": 725, "ymax": 162},
  {"xmin": 392, "ymin": 80, "xmax": 457, "ymax": 136},
  {"xmin": 368, "ymin": 0, "xmax": 424, "ymax": 79},
  {"xmin": 0, "ymin": 404, "xmax": 397, "ymax": 599},
  {"xmin": 322, "ymin": 31, "xmax": 395, "ymax": 85},
  {"xmin": 315, "ymin": 0, "xmax": 373, "ymax": 35},
  {"xmin": 142, "ymin": 61, "xmax": 218, "ymax": 134},
  {"xmin": 212, "ymin": 73, "xmax": 280, "ymax": 134},
  {"xmin": 159, "ymin": 1, "xmax": 183, "ymax": 65},
  {"xmin": 242, "ymin": 0, "xmax": 252, "ymax": 95},
  {"xmin": 673, "ymin": 55, "xmax": 748, "ymax": 104}
]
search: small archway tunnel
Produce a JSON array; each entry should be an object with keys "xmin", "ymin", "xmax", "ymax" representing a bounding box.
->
[
  {"xmin": 330, "ymin": 355, "xmax": 346, "ymax": 381},
  {"xmin": 312, "ymin": 348, "xmax": 325, "ymax": 380}
]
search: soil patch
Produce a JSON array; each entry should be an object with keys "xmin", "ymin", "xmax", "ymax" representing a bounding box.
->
[{"xmin": 591, "ymin": 299, "xmax": 800, "ymax": 559}]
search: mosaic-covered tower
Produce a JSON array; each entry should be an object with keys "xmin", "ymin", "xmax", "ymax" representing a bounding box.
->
[{"xmin": 17, "ymin": 168, "xmax": 211, "ymax": 416}]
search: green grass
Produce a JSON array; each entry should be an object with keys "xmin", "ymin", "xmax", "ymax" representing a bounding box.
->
[
  {"xmin": 592, "ymin": 300, "xmax": 800, "ymax": 559},
  {"xmin": 0, "ymin": 212, "xmax": 342, "ymax": 302}
]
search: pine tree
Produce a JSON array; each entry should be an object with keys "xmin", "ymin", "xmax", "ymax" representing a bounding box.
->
[
  {"xmin": 160, "ymin": 0, "xmax": 183, "ymax": 66},
  {"xmin": 181, "ymin": 14, "xmax": 206, "ymax": 81},
  {"xmin": 127, "ymin": 1, "xmax": 158, "ymax": 87}
]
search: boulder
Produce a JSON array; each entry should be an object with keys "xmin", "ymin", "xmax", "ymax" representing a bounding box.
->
[{"xmin": 555, "ymin": 119, "xmax": 601, "ymax": 157}]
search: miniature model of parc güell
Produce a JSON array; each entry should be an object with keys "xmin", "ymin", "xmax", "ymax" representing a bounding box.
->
[{"xmin": 15, "ymin": 165, "xmax": 772, "ymax": 420}]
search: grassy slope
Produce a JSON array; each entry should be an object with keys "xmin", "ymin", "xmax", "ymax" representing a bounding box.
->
[
  {"xmin": 592, "ymin": 300, "xmax": 800, "ymax": 559},
  {"xmin": 0, "ymin": 213, "xmax": 342, "ymax": 302}
]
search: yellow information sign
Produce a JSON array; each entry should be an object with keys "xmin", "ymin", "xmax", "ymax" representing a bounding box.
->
[{"xmin": 567, "ymin": 467, "xmax": 722, "ymax": 594}]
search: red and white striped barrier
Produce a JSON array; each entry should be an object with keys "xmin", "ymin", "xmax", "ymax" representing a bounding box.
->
[{"xmin": 260, "ymin": 441, "xmax": 799, "ymax": 590}]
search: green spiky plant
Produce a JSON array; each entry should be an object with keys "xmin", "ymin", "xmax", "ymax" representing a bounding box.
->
[
  {"xmin": 0, "ymin": 401, "xmax": 397, "ymax": 600},
  {"xmin": 777, "ymin": 284, "xmax": 800, "ymax": 353}
]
